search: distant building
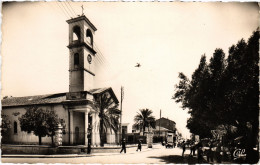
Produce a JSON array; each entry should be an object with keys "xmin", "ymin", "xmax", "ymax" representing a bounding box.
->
[
  {"xmin": 131, "ymin": 124, "xmax": 152, "ymax": 136},
  {"xmin": 155, "ymin": 117, "xmax": 176, "ymax": 132},
  {"xmin": 122, "ymin": 123, "xmax": 130, "ymax": 135},
  {"xmin": 154, "ymin": 117, "xmax": 177, "ymax": 141},
  {"xmin": 153, "ymin": 126, "xmax": 172, "ymax": 137},
  {"xmin": 131, "ymin": 124, "xmax": 139, "ymax": 133}
]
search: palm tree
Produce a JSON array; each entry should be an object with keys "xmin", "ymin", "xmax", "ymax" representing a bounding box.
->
[
  {"xmin": 134, "ymin": 109, "xmax": 156, "ymax": 135},
  {"xmin": 95, "ymin": 92, "xmax": 120, "ymax": 147},
  {"xmin": 103, "ymin": 107, "xmax": 120, "ymax": 144}
]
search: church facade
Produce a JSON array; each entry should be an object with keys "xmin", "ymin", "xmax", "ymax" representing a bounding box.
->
[{"xmin": 1, "ymin": 15, "xmax": 120, "ymax": 146}]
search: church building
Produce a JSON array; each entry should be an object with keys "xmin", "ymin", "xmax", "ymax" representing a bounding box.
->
[{"xmin": 1, "ymin": 15, "xmax": 120, "ymax": 146}]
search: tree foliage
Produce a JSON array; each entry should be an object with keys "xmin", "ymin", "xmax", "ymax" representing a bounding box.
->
[
  {"xmin": 94, "ymin": 92, "xmax": 120, "ymax": 146},
  {"xmin": 173, "ymin": 31, "xmax": 259, "ymax": 141},
  {"xmin": 134, "ymin": 108, "xmax": 156, "ymax": 135},
  {"xmin": 19, "ymin": 106, "xmax": 65, "ymax": 145},
  {"xmin": 1, "ymin": 114, "xmax": 11, "ymax": 135}
]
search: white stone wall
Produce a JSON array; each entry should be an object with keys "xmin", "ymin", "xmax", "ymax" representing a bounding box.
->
[
  {"xmin": 69, "ymin": 47, "xmax": 84, "ymax": 92},
  {"xmin": 2, "ymin": 104, "xmax": 69, "ymax": 145},
  {"xmin": 68, "ymin": 18, "xmax": 96, "ymax": 92},
  {"xmin": 106, "ymin": 128, "xmax": 117, "ymax": 144},
  {"xmin": 72, "ymin": 111, "xmax": 85, "ymax": 144}
]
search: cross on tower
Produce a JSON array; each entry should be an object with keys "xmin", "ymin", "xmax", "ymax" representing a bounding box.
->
[{"xmin": 81, "ymin": 5, "xmax": 84, "ymax": 15}]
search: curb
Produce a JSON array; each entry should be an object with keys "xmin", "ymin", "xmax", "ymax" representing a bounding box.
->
[
  {"xmin": 1, "ymin": 154, "xmax": 90, "ymax": 158},
  {"xmin": 1, "ymin": 155, "xmax": 91, "ymax": 158},
  {"xmin": 1, "ymin": 147, "xmax": 157, "ymax": 158}
]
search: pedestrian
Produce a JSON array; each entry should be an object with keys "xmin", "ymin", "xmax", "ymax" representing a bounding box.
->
[
  {"xmin": 192, "ymin": 143, "xmax": 196, "ymax": 156},
  {"xmin": 189, "ymin": 141, "xmax": 195, "ymax": 156},
  {"xmin": 182, "ymin": 141, "xmax": 186, "ymax": 157},
  {"xmin": 229, "ymin": 140, "xmax": 235, "ymax": 161},
  {"xmin": 165, "ymin": 140, "xmax": 168, "ymax": 148},
  {"xmin": 207, "ymin": 140, "xmax": 213, "ymax": 162},
  {"xmin": 244, "ymin": 122, "xmax": 257, "ymax": 163},
  {"xmin": 197, "ymin": 141, "xmax": 203, "ymax": 163},
  {"xmin": 215, "ymin": 140, "xmax": 222, "ymax": 163},
  {"xmin": 161, "ymin": 140, "xmax": 164, "ymax": 146},
  {"xmin": 136, "ymin": 140, "xmax": 142, "ymax": 151},
  {"xmin": 120, "ymin": 138, "xmax": 126, "ymax": 153},
  {"xmin": 87, "ymin": 139, "xmax": 91, "ymax": 154}
]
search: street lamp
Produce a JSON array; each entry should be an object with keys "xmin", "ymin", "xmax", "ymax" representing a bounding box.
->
[{"xmin": 87, "ymin": 123, "xmax": 92, "ymax": 154}]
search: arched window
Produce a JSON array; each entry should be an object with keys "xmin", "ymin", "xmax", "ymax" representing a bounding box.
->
[
  {"xmin": 14, "ymin": 121, "xmax": 17, "ymax": 134},
  {"xmin": 72, "ymin": 26, "xmax": 81, "ymax": 41},
  {"xmin": 74, "ymin": 53, "xmax": 79, "ymax": 66},
  {"xmin": 86, "ymin": 29, "xmax": 93, "ymax": 46}
]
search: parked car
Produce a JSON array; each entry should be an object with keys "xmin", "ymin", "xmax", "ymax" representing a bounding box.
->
[
  {"xmin": 165, "ymin": 133, "xmax": 174, "ymax": 148},
  {"xmin": 166, "ymin": 142, "xmax": 174, "ymax": 148}
]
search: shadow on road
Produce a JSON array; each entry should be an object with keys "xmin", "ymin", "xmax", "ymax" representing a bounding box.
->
[{"xmin": 148, "ymin": 154, "xmax": 208, "ymax": 164}]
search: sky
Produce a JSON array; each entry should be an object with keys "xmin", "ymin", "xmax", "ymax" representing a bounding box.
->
[{"xmin": 1, "ymin": 2, "xmax": 259, "ymax": 139}]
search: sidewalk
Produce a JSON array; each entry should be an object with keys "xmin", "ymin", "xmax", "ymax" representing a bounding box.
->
[
  {"xmin": 1, "ymin": 154, "xmax": 88, "ymax": 158},
  {"xmin": 2, "ymin": 144, "xmax": 160, "ymax": 158}
]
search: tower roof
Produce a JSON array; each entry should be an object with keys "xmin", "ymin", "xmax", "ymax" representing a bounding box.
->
[{"xmin": 66, "ymin": 15, "xmax": 97, "ymax": 31}]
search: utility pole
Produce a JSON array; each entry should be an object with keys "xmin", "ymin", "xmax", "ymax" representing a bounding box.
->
[
  {"xmin": 159, "ymin": 109, "xmax": 161, "ymax": 141},
  {"xmin": 81, "ymin": 5, "xmax": 84, "ymax": 15},
  {"xmin": 120, "ymin": 86, "xmax": 124, "ymax": 144}
]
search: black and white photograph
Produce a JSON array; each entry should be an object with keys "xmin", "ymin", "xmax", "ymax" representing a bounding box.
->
[{"xmin": 1, "ymin": 1, "xmax": 259, "ymax": 164}]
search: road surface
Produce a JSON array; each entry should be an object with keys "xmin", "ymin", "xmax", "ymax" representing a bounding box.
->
[{"xmin": 1, "ymin": 144, "xmax": 202, "ymax": 164}]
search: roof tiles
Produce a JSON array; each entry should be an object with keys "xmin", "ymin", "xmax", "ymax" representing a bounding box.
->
[{"xmin": 2, "ymin": 87, "xmax": 118, "ymax": 107}]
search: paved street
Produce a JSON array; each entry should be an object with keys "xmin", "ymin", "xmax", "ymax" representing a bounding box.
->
[{"xmin": 1, "ymin": 144, "xmax": 202, "ymax": 164}]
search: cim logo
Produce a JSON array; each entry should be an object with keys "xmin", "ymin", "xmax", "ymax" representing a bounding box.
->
[{"xmin": 233, "ymin": 149, "xmax": 246, "ymax": 160}]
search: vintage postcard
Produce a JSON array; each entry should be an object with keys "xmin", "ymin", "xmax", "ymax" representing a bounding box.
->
[{"xmin": 1, "ymin": 1, "xmax": 259, "ymax": 164}]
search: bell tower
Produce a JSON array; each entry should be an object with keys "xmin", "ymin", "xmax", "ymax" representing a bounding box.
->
[{"xmin": 66, "ymin": 15, "xmax": 97, "ymax": 93}]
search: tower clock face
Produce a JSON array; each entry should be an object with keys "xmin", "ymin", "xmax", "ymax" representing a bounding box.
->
[{"xmin": 87, "ymin": 54, "xmax": 92, "ymax": 64}]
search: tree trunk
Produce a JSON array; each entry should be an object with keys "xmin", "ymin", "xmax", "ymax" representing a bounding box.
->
[
  {"xmin": 115, "ymin": 130, "xmax": 118, "ymax": 145},
  {"xmin": 51, "ymin": 135, "xmax": 54, "ymax": 147},
  {"xmin": 38, "ymin": 136, "xmax": 42, "ymax": 145},
  {"xmin": 99, "ymin": 96, "xmax": 105, "ymax": 147},
  {"xmin": 143, "ymin": 124, "xmax": 145, "ymax": 136},
  {"xmin": 100, "ymin": 117, "xmax": 104, "ymax": 147}
]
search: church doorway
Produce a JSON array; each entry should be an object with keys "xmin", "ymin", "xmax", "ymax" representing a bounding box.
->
[
  {"xmin": 74, "ymin": 126, "xmax": 84, "ymax": 145},
  {"xmin": 75, "ymin": 127, "xmax": 80, "ymax": 145}
]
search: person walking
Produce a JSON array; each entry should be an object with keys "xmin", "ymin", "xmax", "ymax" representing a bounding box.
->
[
  {"xmin": 189, "ymin": 141, "xmax": 195, "ymax": 156},
  {"xmin": 120, "ymin": 138, "xmax": 126, "ymax": 153},
  {"xmin": 215, "ymin": 140, "xmax": 222, "ymax": 163},
  {"xmin": 165, "ymin": 139, "xmax": 168, "ymax": 148},
  {"xmin": 197, "ymin": 141, "xmax": 203, "ymax": 163},
  {"xmin": 182, "ymin": 141, "xmax": 186, "ymax": 157},
  {"xmin": 87, "ymin": 140, "xmax": 91, "ymax": 154},
  {"xmin": 136, "ymin": 140, "xmax": 142, "ymax": 151},
  {"xmin": 207, "ymin": 140, "xmax": 214, "ymax": 162}
]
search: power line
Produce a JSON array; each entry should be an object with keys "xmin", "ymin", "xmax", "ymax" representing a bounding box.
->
[
  {"xmin": 53, "ymin": 2, "xmax": 115, "ymax": 85},
  {"xmin": 93, "ymin": 42, "xmax": 114, "ymax": 73},
  {"xmin": 63, "ymin": 1, "xmax": 75, "ymax": 18},
  {"xmin": 48, "ymin": 2, "xmax": 67, "ymax": 20},
  {"xmin": 66, "ymin": 1, "xmax": 77, "ymax": 16},
  {"xmin": 93, "ymin": 43, "xmax": 107, "ymax": 63},
  {"xmin": 93, "ymin": 44, "xmax": 108, "ymax": 66},
  {"xmin": 94, "ymin": 42, "xmax": 111, "ymax": 66},
  {"xmin": 60, "ymin": 1, "xmax": 72, "ymax": 18},
  {"xmin": 60, "ymin": 2, "xmax": 107, "ymax": 67},
  {"xmin": 56, "ymin": 1, "xmax": 70, "ymax": 19},
  {"xmin": 61, "ymin": 2, "xmax": 111, "ymax": 70}
]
